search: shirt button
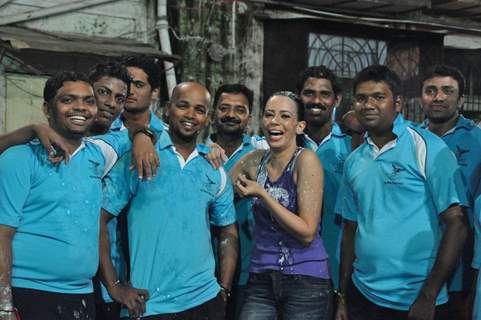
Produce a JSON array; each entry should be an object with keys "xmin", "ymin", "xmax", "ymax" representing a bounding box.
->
[{"xmin": 278, "ymin": 241, "xmax": 283, "ymax": 246}]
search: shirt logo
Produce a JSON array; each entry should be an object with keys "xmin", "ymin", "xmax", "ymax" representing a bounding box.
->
[
  {"xmin": 454, "ymin": 145, "xmax": 469, "ymax": 166},
  {"xmin": 333, "ymin": 157, "xmax": 345, "ymax": 173},
  {"xmin": 384, "ymin": 164, "xmax": 406, "ymax": 185}
]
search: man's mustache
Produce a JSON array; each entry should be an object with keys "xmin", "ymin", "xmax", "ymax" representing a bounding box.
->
[{"xmin": 220, "ymin": 117, "xmax": 241, "ymax": 124}]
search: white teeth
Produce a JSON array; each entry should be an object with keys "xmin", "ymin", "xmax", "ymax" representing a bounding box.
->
[{"xmin": 70, "ymin": 116, "xmax": 87, "ymax": 121}]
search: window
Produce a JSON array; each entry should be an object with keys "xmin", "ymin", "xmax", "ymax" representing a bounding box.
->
[{"xmin": 308, "ymin": 33, "xmax": 387, "ymax": 78}]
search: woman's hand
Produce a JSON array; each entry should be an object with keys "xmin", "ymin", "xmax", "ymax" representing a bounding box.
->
[{"xmin": 234, "ymin": 174, "xmax": 265, "ymax": 198}]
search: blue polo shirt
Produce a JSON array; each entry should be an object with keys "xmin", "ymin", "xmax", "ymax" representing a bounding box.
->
[
  {"xmin": 315, "ymin": 122, "xmax": 351, "ymax": 289},
  {"xmin": 300, "ymin": 133, "xmax": 319, "ymax": 151},
  {"xmin": 337, "ymin": 114, "xmax": 467, "ymax": 310},
  {"xmin": 0, "ymin": 131, "xmax": 131, "ymax": 294},
  {"xmin": 421, "ymin": 116, "xmax": 481, "ymax": 225},
  {"xmin": 99, "ymin": 111, "xmax": 165, "ymax": 303},
  {"xmin": 207, "ymin": 134, "xmax": 268, "ymax": 286},
  {"xmin": 473, "ymin": 194, "xmax": 481, "ymax": 319},
  {"xmin": 421, "ymin": 116, "xmax": 481, "ymax": 292},
  {"xmin": 102, "ymin": 131, "xmax": 236, "ymax": 317},
  {"xmin": 110, "ymin": 110, "xmax": 167, "ymax": 134}
]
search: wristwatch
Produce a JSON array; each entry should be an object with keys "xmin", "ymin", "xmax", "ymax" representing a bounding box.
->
[
  {"xmin": 133, "ymin": 126, "xmax": 156, "ymax": 143},
  {"xmin": 220, "ymin": 285, "xmax": 231, "ymax": 299}
]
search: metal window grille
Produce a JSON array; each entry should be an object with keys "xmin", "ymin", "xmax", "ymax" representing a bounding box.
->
[{"xmin": 308, "ymin": 33, "xmax": 387, "ymax": 79}]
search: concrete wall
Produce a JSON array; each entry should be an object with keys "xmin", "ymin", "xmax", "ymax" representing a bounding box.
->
[
  {"xmin": 0, "ymin": 0, "xmax": 157, "ymax": 132},
  {"xmin": 4, "ymin": 73, "xmax": 47, "ymax": 132},
  {"xmin": 1, "ymin": 0, "xmax": 157, "ymax": 43}
]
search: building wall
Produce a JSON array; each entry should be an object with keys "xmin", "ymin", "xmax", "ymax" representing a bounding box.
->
[
  {"xmin": 262, "ymin": 18, "xmax": 444, "ymax": 122},
  {"xmin": 4, "ymin": 73, "xmax": 47, "ymax": 132},
  {"xmin": 2, "ymin": 0, "xmax": 157, "ymax": 43},
  {"xmin": 0, "ymin": 0, "xmax": 157, "ymax": 133}
]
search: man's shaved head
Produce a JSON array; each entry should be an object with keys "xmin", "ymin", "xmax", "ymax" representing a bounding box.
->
[{"xmin": 171, "ymin": 82, "xmax": 211, "ymax": 106}]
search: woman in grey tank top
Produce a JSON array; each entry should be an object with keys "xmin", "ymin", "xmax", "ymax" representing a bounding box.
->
[{"xmin": 231, "ymin": 92, "xmax": 332, "ymax": 319}]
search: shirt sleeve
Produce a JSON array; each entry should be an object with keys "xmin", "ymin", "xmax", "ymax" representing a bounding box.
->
[
  {"xmin": 102, "ymin": 153, "xmax": 136, "ymax": 217},
  {"xmin": 88, "ymin": 130, "xmax": 132, "ymax": 177},
  {"xmin": 426, "ymin": 143, "xmax": 468, "ymax": 214},
  {"xmin": 210, "ymin": 167, "xmax": 236, "ymax": 226},
  {"xmin": 0, "ymin": 146, "xmax": 32, "ymax": 228},
  {"xmin": 335, "ymin": 171, "xmax": 359, "ymax": 222}
]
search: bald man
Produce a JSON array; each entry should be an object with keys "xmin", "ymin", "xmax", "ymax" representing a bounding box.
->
[{"xmin": 99, "ymin": 82, "xmax": 238, "ymax": 319}]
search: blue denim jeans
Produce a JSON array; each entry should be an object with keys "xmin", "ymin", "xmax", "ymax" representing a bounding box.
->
[{"xmin": 239, "ymin": 271, "xmax": 332, "ymax": 320}]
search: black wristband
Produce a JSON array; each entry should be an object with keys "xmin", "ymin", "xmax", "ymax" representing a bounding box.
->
[{"xmin": 133, "ymin": 126, "xmax": 156, "ymax": 143}]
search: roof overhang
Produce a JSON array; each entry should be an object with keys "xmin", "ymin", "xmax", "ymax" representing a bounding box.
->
[
  {"xmin": 252, "ymin": 0, "xmax": 481, "ymax": 36},
  {"xmin": 0, "ymin": 26, "xmax": 180, "ymax": 74}
]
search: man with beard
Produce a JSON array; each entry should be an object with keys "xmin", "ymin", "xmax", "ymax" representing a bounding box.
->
[
  {"xmin": 208, "ymin": 84, "xmax": 268, "ymax": 319},
  {"xmin": 0, "ymin": 71, "xmax": 155, "ymax": 320},
  {"xmin": 99, "ymin": 82, "xmax": 239, "ymax": 319},
  {"xmin": 419, "ymin": 65, "xmax": 481, "ymax": 319},
  {"xmin": 297, "ymin": 66, "xmax": 352, "ymax": 289}
]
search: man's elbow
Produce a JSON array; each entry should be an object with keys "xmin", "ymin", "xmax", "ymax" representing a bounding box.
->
[
  {"xmin": 456, "ymin": 216, "xmax": 469, "ymax": 244},
  {"xmin": 447, "ymin": 209, "xmax": 469, "ymax": 244}
]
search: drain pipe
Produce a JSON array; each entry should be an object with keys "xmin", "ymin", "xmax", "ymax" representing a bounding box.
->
[{"xmin": 156, "ymin": 0, "xmax": 177, "ymax": 97}]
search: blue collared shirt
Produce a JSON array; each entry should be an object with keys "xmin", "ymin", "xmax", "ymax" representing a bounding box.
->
[
  {"xmin": 0, "ymin": 131, "xmax": 130, "ymax": 294},
  {"xmin": 336, "ymin": 114, "xmax": 467, "ymax": 310},
  {"xmin": 421, "ymin": 116, "xmax": 481, "ymax": 291},
  {"xmin": 300, "ymin": 133, "xmax": 319, "ymax": 151},
  {"xmin": 99, "ymin": 111, "xmax": 166, "ymax": 303},
  {"xmin": 103, "ymin": 131, "xmax": 236, "ymax": 316},
  {"xmin": 421, "ymin": 116, "xmax": 481, "ymax": 225},
  {"xmin": 474, "ymin": 194, "xmax": 481, "ymax": 319},
  {"xmin": 110, "ymin": 110, "xmax": 167, "ymax": 134},
  {"xmin": 315, "ymin": 122, "xmax": 352, "ymax": 289}
]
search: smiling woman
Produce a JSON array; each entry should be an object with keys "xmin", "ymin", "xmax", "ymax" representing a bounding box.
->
[{"xmin": 230, "ymin": 91, "xmax": 332, "ymax": 320}]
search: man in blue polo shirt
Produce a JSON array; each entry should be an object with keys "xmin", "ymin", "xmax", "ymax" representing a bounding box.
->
[
  {"xmin": 100, "ymin": 81, "xmax": 238, "ymax": 319},
  {"xmin": 297, "ymin": 66, "xmax": 352, "ymax": 289},
  {"xmin": 207, "ymin": 83, "xmax": 268, "ymax": 318},
  {"xmin": 296, "ymin": 66, "xmax": 345, "ymax": 152},
  {"xmin": 335, "ymin": 65, "xmax": 468, "ymax": 320},
  {"xmin": 0, "ymin": 71, "xmax": 144, "ymax": 320},
  {"xmin": 419, "ymin": 65, "xmax": 481, "ymax": 319},
  {"xmin": 473, "ymin": 195, "xmax": 481, "ymax": 319},
  {"xmin": 0, "ymin": 61, "xmax": 159, "ymax": 320}
]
